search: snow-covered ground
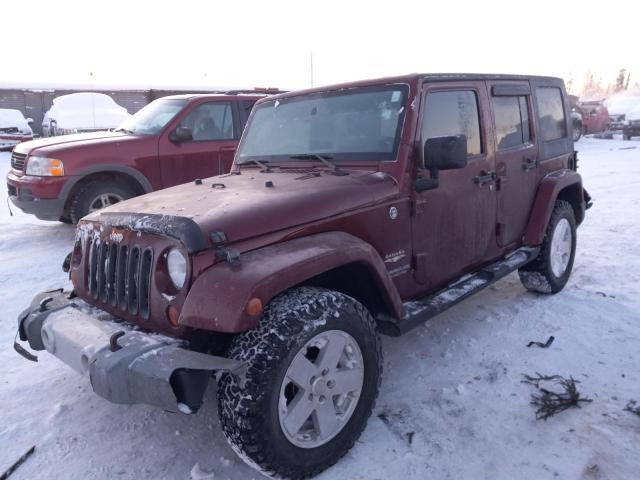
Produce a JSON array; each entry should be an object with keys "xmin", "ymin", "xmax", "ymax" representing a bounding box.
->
[{"xmin": 1, "ymin": 138, "xmax": 639, "ymax": 480}]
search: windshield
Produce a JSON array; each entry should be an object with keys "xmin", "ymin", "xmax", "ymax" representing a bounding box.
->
[
  {"xmin": 117, "ymin": 98, "xmax": 187, "ymax": 135},
  {"xmin": 238, "ymin": 85, "xmax": 408, "ymax": 162}
]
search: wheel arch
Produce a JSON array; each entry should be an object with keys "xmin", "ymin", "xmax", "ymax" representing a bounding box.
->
[
  {"xmin": 523, "ymin": 169, "xmax": 586, "ymax": 246},
  {"xmin": 179, "ymin": 232, "xmax": 404, "ymax": 333},
  {"xmin": 61, "ymin": 165, "xmax": 153, "ymax": 215}
]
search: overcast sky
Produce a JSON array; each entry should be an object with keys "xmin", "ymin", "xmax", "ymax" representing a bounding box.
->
[{"xmin": 2, "ymin": 0, "xmax": 638, "ymax": 93}]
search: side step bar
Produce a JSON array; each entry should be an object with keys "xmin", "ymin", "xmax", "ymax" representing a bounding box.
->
[{"xmin": 377, "ymin": 246, "xmax": 540, "ymax": 336}]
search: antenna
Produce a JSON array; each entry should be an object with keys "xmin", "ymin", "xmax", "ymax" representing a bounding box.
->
[{"xmin": 310, "ymin": 51, "xmax": 314, "ymax": 88}]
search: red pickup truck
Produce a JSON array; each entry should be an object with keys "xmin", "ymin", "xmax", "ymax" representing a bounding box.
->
[{"xmin": 7, "ymin": 91, "xmax": 276, "ymax": 222}]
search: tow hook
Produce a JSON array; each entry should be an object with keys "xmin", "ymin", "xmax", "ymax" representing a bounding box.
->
[
  {"xmin": 39, "ymin": 297, "xmax": 54, "ymax": 312},
  {"xmin": 109, "ymin": 331, "xmax": 125, "ymax": 352}
]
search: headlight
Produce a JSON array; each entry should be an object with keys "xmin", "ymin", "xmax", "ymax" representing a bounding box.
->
[
  {"xmin": 167, "ymin": 248, "xmax": 187, "ymax": 289},
  {"xmin": 26, "ymin": 156, "xmax": 64, "ymax": 176}
]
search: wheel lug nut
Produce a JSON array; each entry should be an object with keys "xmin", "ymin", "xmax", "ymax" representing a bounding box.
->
[
  {"xmin": 310, "ymin": 376, "xmax": 316, "ymax": 385},
  {"xmin": 308, "ymin": 393, "xmax": 314, "ymax": 401},
  {"xmin": 319, "ymin": 395, "xmax": 326, "ymax": 403},
  {"xmin": 321, "ymin": 369, "xmax": 329, "ymax": 376},
  {"xmin": 327, "ymin": 380, "xmax": 335, "ymax": 389}
]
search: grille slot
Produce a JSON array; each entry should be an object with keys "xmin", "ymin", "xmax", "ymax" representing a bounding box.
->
[
  {"xmin": 11, "ymin": 152, "xmax": 27, "ymax": 171},
  {"xmin": 127, "ymin": 247, "xmax": 140, "ymax": 315},
  {"xmin": 87, "ymin": 236, "xmax": 152, "ymax": 319},
  {"xmin": 139, "ymin": 249, "xmax": 153, "ymax": 319},
  {"xmin": 116, "ymin": 245, "xmax": 129, "ymax": 310}
]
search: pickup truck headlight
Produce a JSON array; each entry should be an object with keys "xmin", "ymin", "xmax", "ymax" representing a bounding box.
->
[
  {"xmin": 26, "ymin": 156, "xmax": 65, "ymax": 176},
  {"xmin": 167, "ymin": 248, "xmax": 187, "ymax": 289}
]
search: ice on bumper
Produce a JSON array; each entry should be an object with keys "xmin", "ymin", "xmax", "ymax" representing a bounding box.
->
[{"xmin": 17, "ymin": 291, "xmax": 245, "ymax": 413}]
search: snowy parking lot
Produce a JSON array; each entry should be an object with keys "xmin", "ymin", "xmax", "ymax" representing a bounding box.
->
[{"xmin": 1, "ymin": 138, "xmax": 639, "ymax": 480}]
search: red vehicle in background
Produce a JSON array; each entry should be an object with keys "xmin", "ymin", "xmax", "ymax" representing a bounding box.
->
[
  {"xmin": 7, "ymin": 90, "xmax": 281, "ymax": 222},
  {"xmin": 578, "ymin": 99, "xmax": 610, "ymax": 134}
]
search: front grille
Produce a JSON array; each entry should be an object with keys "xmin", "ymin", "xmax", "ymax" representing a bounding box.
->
[
  {"xmin": 11, "ymin": 152, "xmax": 26, "ymax": 171},
  {"xmin": 88, "ymin": 237, "xmax": 153, "ymax": 319},
  {"xmin": 0, "ymin": 127, "xmax": 19, "ymax": 134}
]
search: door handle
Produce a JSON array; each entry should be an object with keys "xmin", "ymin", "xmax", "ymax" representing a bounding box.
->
[
  {"xmin": 473, "ymin": 171, "xmax": 496, "ymax": 186},
  {"xmin": 522, "ymin": 158, "xmax": 539, "ymax": 172}
]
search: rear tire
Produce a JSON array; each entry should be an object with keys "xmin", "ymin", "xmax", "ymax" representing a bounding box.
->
[
  {"xmin": 217, "ymin": 287, "xmax": 382, "ymax": 479},
  {"xmin": 519, "ymin": 200, "xmax": 576, "ymax": 294},
  {"xmin": 69, "ymin": 180, "xmax": 135, "ymax": 223}
]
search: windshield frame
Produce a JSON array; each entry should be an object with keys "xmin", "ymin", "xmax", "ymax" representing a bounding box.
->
[
  {"xmin": 116, "ymin": 98, "xmax": 188, "ymax": 136},
  {"xmin": 237, "ymin": 83, "xmax": 409, "ymax": 164}
]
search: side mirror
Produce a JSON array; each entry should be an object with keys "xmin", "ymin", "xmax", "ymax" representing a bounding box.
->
[
  {"xmin": 26, "ymin": 118, "xmax": 34, "ymax": 125},
  {"xmin": 170, "ymin": 126, "xmax": 193, "ymax": 143},
  {"xmin": 416, "ymin": 135, "xmax": 468, "ymax": 193}
]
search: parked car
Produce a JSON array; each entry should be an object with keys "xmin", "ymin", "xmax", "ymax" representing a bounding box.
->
[
  {"xmin": 15, "ymin": 74, "xmax": 590, "ymax": 479},
  {"xmin": 7, "ymin": 91, "xmax": 278, "ymax": 222},
  {"xmin": 41, "ymin": 92, "xmax": 131, "ymax": 137},
  {"xmin": 568, "ymin": 94, "xmax": 583, "ymax": 141},
  {"xmin": 605, "ymin": 95, "xmax": 640, "ymax": 130},
  {"xmin": 578, "ymin": 99, "xmax": 609, "ymax": 133},
  {"xmin": 0, "ymin": 108, "xmax": 34, "ymax": 151},
  {"xmin": 622, "ymin": 104, "xmax": 640, "ymax": 140}
]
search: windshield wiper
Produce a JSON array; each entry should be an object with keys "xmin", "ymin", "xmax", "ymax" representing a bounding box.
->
[
  {"xmin": 114, "ymin": 127, "xmax": 135, "ymax": 134},
  {"xmin": 289, "ymin": 154, "xmax": 348, "ymax": 176},
  {"xmin": 237, "ymin": 158, "xmax": 272, "ymax": 172}
]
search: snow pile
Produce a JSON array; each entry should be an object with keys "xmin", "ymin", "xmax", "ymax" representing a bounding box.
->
[
  {"xmin": 44, "ymin": 92, "xmax": 131, "ymax": 130},
  {"xmin": 604, "ymin": 94, "xmax": 640, "ymax": 116},
  {"xmin": 0, "ymin": 137, "xmax": 639, "ymax": 479}
]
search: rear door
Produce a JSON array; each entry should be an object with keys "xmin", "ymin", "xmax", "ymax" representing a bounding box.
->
[
  {"xmin": 488, "ymin": 81, "xmax": 539, "ymax": 248},
  {"xmin": 412, "ymin": 81, "xmax": 498, "ymax": 291},
  {"xmin": 158, "ymin": 100, "xmax": 239, "ymax": 187}
]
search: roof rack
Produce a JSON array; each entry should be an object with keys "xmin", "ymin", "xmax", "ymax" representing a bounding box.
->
[{"xmin": 224, "ymin": 87, "xmax": 287, "ymax": 95}]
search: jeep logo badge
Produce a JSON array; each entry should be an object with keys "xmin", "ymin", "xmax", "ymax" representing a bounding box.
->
[{"xmin": 389, "ymin": 206, "xmax": 398, "ymax": 220}]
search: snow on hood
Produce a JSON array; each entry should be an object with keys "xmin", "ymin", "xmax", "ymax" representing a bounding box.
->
[
  {"xmin": 87, "ymin": 168, "xmax": 399, "ymax": 246},
  {"xmin": 44, "ymin": 92, "xmax": 131, "ymax": 129},
  {"xmin": 0, "ymin": 109, "xmax": 32, "ymax": 134}
]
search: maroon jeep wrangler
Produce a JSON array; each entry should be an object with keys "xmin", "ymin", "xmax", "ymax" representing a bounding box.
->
[
  {"xmin": 16, "ymin": 74, "xmax": 590, "ymax": 479},
  {"xmin": 6, "ymin": 90, "xmax": 279, "ymax": 223}
]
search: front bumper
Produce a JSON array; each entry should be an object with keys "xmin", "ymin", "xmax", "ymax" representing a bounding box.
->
[
  {"xmin": 0, "ymin": 134, "xmax": 32, "ymax": 150},
  {"xmin": 6, "ymin": 170, "xmax": 69, "ymax": 220},
  {"xmin": 16, "ymin": 290, "xmax": 245, "ymax": 413}
]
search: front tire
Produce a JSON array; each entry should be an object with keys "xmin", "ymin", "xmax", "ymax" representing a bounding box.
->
[
  {"xmin": 69, "ymin": 180, "xmax": 135, "ymax": 223},
  {"xmin": 572, "ymin": 124, "xmax": 582, "ymax": 142},
  {"xmin": 519, "ymin": 200, "xmax": 576, "ymax": 293},
  {"xmin": 217, "ymin": 287, "xmax": 382, "ymax": 479}
]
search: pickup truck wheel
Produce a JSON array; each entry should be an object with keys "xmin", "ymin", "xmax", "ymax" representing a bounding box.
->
[
  {"xmin": 217, "ymin": 287, "xmax": 382, "ymax": 479},
  {"xmin": 519, "ymin": 200, "xmax": 576, "ymax": 294},
  {"xmin": 70, "ymin": 180, "xmax": 135, "ymax": 223}
]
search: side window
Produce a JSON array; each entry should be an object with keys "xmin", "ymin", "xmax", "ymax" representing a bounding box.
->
[
  {"xmin": 493, "ymin": 95, "xmax": 531, "ymax": 150},
  {"xmin": 536, "ymin": 87, "xmax": 567, "ymax": 141},
  {"xmin": 422, "ymin": 90, "xmax": 482, "ymax": 156},
  {"xmin": 180, "ymin": 102, "xmax": 234, "ymax": 141}
]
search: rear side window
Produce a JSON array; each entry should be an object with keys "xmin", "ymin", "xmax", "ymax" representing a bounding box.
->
[
  {"xmin": 536, "ymin": 87, "xmax": 567, "ymax": 141},
  {"xmin": 493, "ymin": 95, "xmax": 531, "ymax": 150},
  {"xmin": 422, "ymin": 90, "xmax": 482, "ymax": 156},
  {"xmin": 180, "ymin": 102, "xmax": 234, "ymax": 141}
]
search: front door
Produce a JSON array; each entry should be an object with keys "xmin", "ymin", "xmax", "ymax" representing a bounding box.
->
[
  {"xmin": 412, "ymin": 81, "xmax": 498, "ymax": 291},
  {"xmin": 487, "ymin": 81, "xmax": 539, "ymax": 248},
  {"xmin": 158, "ymin": 101, "xmax": 237, "ymax": 187}
]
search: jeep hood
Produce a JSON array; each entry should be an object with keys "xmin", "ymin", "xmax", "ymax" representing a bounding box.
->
[
  {"xmin": 88, "ymin": 168, "xmax": 399, "ymax": 248},
  {"xmin": 14, "ymin": 131, "xmax": 141, "ymax": 156}
]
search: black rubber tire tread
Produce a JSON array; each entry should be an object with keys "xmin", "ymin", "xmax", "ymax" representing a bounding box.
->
[
  {"xmin": 519, "ymin": 200, "xmax": 576, "ymax": 294},
  {"xmin": 69, "ymin": 179, "xmax": 135, "ymax": 224},
  {"xmin": 217, "ymin": 287, "xmax": 383, "ymax": 479}
]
